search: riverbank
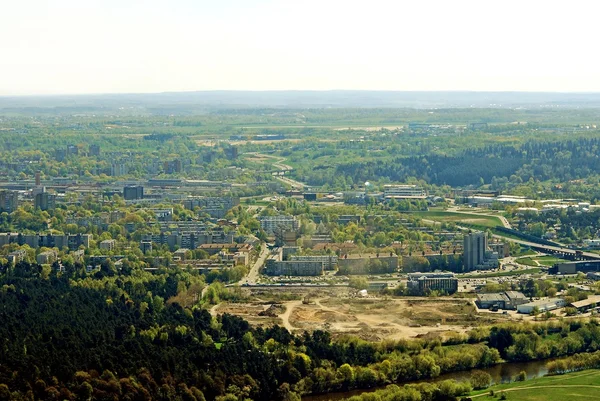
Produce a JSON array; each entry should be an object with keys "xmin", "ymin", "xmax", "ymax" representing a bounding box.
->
[
  {"xmin": 469, "ymin": 368, "xmax": 600, "ymax": 400},
  {"xmin": 303, "ymin": 358, "xmax": 552, "ymax": 401}
]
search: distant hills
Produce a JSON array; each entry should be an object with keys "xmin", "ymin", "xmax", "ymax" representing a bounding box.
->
[{"xmin": 2, "ymin": 90, "xmax": 600, "ymax": 115}]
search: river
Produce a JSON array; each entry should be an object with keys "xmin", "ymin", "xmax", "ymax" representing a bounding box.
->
[{"xmin": 302, "ymin": 359, "xmax": 551, "ymax": 401}]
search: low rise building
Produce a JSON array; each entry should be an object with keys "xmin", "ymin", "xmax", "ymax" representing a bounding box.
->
[
  {"xmin": 477, "ymin": 291, "xmax": 528, "ymax": 310},
  {"xmin": 407, "ymin": 272, "xmax": 458, "ymax": 295},
  {"xmin": 290, "ymin": 254, "xmax": 338, "ymax": 270},
  {"xmin": 569, "ymin": 295, "xmax": 600, "ymax": 313},
  {"xmin": 8, "ymin": 249, "xmax": 26, "ymax": 264},
  {"xmin": 383, "ymin": 184, "xmax": 427, "ymax": 199},
  {"xmin": 264, "ymin": 257, "xmax": 323, "ymax": 276},
  {"xmin": 173, "ymin": 248, "xmax": 190, "ymax": 261},
  {"xmin": 517, "ymin": 298, "xmax": 566, "ymax": 314},
  {"xmin": 551, "ymin": 261, "xmax": 600, "ymax": 275},
  {"xmin": 37, "ymin": 250, "xmax": 57, "ymax": 264}
]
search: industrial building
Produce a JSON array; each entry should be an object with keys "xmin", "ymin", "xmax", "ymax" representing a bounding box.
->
[
  {"xmin": 569, "ymin": 295, "xmax": 600, "ymax": 313},
  {"xmin": 517, "ymin": 298, "xmax": 566, "ymax": 314},
  {"xmin": 550, "ymin": 261, "xmax": 600, "ymax": 275},
  {"xmin": 383, "ymin": 185, "xmax": 427, "ymax": 199},
  {"xmin": 477, "ymin": 291, "xmax": 528, "ymax": 310},
  {"xmin": 407, "ymin": 272, "xmax": 458, "ymax": 295}
]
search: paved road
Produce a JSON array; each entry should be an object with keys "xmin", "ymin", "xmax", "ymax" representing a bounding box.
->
[
  {"xmin": 245, "ymin": 152, "xmax": 305, "ymax": 190},
  {"xmin": 491, "ymin": 235, "xmax": 600, "ymax": 261},
  {"xmin": 239, "ymin": 244, "xmax": 270, "ymax": 286}
]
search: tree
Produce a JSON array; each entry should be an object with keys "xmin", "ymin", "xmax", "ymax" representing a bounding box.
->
[
  {"xmin": 470, "ymin": 370, "xmax": 492, "ymax": 390},
  {"xmin": 349, "ymin": 277, "xmax": 368, "ymax": 290}
]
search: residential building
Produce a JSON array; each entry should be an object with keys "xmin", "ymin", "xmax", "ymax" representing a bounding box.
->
[
  {"xmin": 463, "ymin": 231, "xmax": 499, "ymax": 270},
  {"xmin": 183, "ymin": 197, "xmax": 240, "ymax": 218},
  {"xmin": 99, "ymin": 239, "xmax": 116, "ymax": 251},
  {"xmin": 110, "ymin": 163, "xmax": 128, "ymax": 176},
  {"xmin": 197, "ymin": 243, "xmax": 252, "ymax": 256},
  {"xmin": 407, "ymin": 272, "xmax": 458, "ymax": 295},
  {"xmin": 143, "ymin": 230, "xmax": 234, "ymax": 251},
  {"xmin": 173, "ymin": 248, "xmax": 189, "ymax": 261},
  {"xmin": 123, "ymin": 185, "xmax": 144, "ymax": 200},
  {"xmin": 37, "ymin": 250, "xmax": 57, "ymax": 264},
  {"xmin": 34, "ymin": 191, "xmax": 56, "ymax": 211},
  {"xmin": 8, "ymin": 249, "xmax": 26, "ymax": 264},
  {"xmin": 0, "ymin": 233, "xmax": 91, "ymax": 250},
  {"xmin": 489, "ymin": 241, "xmax": 510, "ymax": 258},
  {"xmin": 0, "ymin": 190, "xmax": 19, "ymax": 213},
  {"xmin": 290, "ymin": 255, "xmax": 338, "ymax": 270},
  {"xmin": 258, "ymin": 215, "xmax": 299, "ymax": 235},
  {"xmin": 163, "ymin": 160, "xmax": 182, "ymax": 174},
  {"xmin": 89, "ymin": 144, "xmax": 100, "ymax": 156},
  {"xmin": 264, "ymin": 257, "xmax": 324, "ymax": 276},
  {"xmin": 383, "ymin": 185, "xmax": 427, "ymax": 199},
  {"xmin": 140, "ymin": 241, "xmax": 153, "ymax": 253}
]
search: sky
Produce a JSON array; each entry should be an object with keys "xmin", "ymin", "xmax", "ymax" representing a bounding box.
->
[{"xmin": 1, "ymin": 0, "xmax": 599, "ymax": 95}]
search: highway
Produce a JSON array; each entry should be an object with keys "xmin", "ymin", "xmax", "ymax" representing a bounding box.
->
[{"xmin": 492, "ymin": 235, "xmax": 600, "ymax": 261}]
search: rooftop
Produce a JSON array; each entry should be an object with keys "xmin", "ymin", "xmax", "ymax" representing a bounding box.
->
[{"xmin": 570, "ymin": 295, "xmax": 600, "ymax": 309}]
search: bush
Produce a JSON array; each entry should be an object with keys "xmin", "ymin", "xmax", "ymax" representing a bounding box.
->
[{"xmin": 470, "ymin": 370, "xmax": 492, "ymax": 390}]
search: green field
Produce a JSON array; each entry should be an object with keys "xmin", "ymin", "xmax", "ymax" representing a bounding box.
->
[
  {"xmin": 470, "ymin": 369, "xmax": 600, "ymax": 400},
  {"xmin": 410, "ymin": 211, "xmax": 503, "ymax": 229},
  {"xmin": 516, "ymin": 255, "xmax": 568, "ymax": 267}
]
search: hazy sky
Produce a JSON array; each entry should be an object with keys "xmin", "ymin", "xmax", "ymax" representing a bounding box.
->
[{"xmin": 1, "ymin": 0, "xmax": 599, "ymax": 95}]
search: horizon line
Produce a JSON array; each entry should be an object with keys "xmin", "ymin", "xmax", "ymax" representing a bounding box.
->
[{"xmin": 3, "ymin": 89, "xmax": 600, "ymax": 98}]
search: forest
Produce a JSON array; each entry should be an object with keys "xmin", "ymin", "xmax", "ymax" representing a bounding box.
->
[{"xmin": 2, "ymin": 262, "xmax": 600, "ymax": 400}]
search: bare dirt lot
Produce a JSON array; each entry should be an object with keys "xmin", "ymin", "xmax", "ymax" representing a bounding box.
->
[{"xmin": 211, "ymin": 289, "xmax": 511, "ymax": 341}]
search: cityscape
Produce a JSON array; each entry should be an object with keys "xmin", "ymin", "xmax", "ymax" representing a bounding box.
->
[{"xmin": 3, "ymin": 1, "xmax": 600, "ymax": 400}]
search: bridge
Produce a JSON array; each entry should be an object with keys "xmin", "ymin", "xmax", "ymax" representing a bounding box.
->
[{"xmin": 493, "ymin": 236, "xmax": 600, "ymax": 261}]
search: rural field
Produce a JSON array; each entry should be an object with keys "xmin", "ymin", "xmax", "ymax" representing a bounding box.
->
[
  {"xmin": 211, "ymin": 289, "xmax": 511, "ymax": 341},
  {"xmin": 470, "ymin": 369, "xmax": 600, "ymax": 400}
]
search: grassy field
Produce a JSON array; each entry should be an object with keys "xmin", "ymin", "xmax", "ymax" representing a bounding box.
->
[
  {"xmin": 470, "ymin": 369, "xmax": 600, "ymax": 400},
  {"xmin": 410, "ymin": 211, "xmax": 503, "ymax": 228},
  {"xmin": 516, "ymin": 255, "xmax": 568, "ymax": 267}
]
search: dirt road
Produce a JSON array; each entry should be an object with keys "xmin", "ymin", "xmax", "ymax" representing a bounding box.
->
[{"xmin": 279, "ymin": 300, "xmax": 302, "ymax": 332}]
